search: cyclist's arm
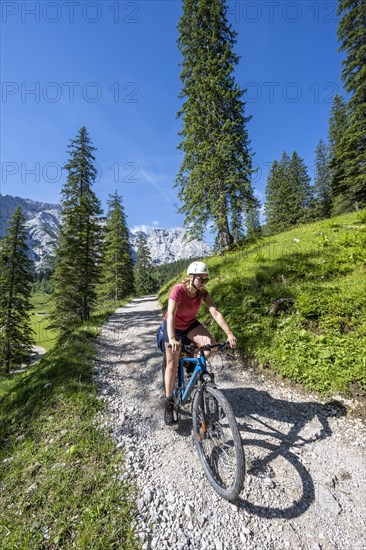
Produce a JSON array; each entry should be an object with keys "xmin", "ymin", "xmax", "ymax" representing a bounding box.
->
[
  {"xmin": 204, "ymin": 293, "xmax": 237, "ymax": 348},
  {"xmin": 167, "ymin": 298, "xmax": 180, "ymax": 352}
]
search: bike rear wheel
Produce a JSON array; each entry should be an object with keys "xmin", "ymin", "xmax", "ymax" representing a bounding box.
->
[{"xmin": 192, "ymin": 384, "xmax": 245, "ymax": 501}]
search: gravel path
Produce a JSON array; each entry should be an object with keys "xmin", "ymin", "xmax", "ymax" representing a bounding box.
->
[{"xmin": 95, "ymin": 296, "xmax": 366, "ymax": 550}]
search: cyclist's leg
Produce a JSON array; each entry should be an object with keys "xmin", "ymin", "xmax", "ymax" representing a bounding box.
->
[
  {"xmin": 163, "ymin": 344, "xmax": 180, "ymax": 426},
  {"xmin": 164, "ymin": 343, "xmax": 179, "ymax": 398},
  {"xmin": 186, "ymin": 324, "xmax": 217, "ymax": 358}
]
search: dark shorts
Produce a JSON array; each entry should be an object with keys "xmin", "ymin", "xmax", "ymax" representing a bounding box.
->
[{"xmin": 162, "ymin": 318, "xmax": 201, "ymax": 343}]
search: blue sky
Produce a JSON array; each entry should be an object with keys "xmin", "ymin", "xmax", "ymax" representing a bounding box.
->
[{"xmin": 1, "ymin": 0, "xmax": 346, "ymax": 237}]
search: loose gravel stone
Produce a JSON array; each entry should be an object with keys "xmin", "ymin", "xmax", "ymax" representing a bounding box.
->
[{"xmin": 95, "ymin": 296, "xmax": 366, "ymax": 550}]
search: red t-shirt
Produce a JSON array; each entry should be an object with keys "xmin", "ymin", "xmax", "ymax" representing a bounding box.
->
[{"xmin": 165, "ymin": 284, "xmax": 208, "ymax": 330}]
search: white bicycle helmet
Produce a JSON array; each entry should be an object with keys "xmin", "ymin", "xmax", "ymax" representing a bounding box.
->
[{"xmin": 187, "ymin": 261, "xmax": 209, "ymax": 275}]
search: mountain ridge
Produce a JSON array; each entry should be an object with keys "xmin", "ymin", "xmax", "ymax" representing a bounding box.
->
[{"xmin": 0, "ymin": 194, "xmax": 212, "ymax": 271}]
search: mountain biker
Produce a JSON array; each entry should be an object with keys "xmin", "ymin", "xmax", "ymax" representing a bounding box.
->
[{"xmin": 163, "ymin": 261, "xmax": 237, "ymax": 425}]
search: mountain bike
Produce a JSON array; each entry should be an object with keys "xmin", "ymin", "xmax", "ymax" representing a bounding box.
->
[{"xmin": 162, "ymin": 340, "xmax": 245, "ymax": 501}]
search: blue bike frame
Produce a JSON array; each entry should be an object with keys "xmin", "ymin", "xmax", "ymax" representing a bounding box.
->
[{"xmin": 176, "ymin": 352, "xmax": 212, "ymax": 405}]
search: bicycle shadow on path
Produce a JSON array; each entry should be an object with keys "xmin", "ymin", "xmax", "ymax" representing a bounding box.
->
[{"xmin": 222, "ymin": 387, "xmax": 346, "ymax": 519}]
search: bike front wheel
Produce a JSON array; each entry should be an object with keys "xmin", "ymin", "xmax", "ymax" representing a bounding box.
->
[{"xmin": 192, "ymin": 384, "xmax": 245, "ymax": 501}]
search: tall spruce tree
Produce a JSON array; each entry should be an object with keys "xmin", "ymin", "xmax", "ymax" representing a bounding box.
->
[
  {"xmin": 176, "ymin": 0, "xmax": 255, "ymax": 250},
  {"xmin": 99, "ymin": 191, "xmax": 134, "ymax": 303},
  {"xmin": 313, "ymin": 139, "xmax": 332, "ymax": 219},
  {"xmin": 336, "ymin": 0, "xmax": 366, "ymax": 209},
  {"xmin": 134, "ymin": 234, "xmax": 155, "ymax": 295},
  {"xmin": 51, "ymin": 127, "xmax": 103, "ymax": 330},
  {"xmin": 0, "ymin": 206, "xmax": 34, "ymax": 373},
  {"xmin": 328, "ymin": 94, "xmax": 351, "ymax": 212}
]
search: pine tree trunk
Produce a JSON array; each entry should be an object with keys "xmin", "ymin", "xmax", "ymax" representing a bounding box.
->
[
  {"xmin": 217, "ymin": 217, "xmax": 233, "ymax": 251},
  {"xmin": 217, "ymin": 181, "xmax": 234, "ymax": 251}
]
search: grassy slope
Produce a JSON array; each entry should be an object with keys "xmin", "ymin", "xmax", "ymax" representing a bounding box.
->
[
  {"xmin": 0, "ymin": 306, "xmax": 138, "ymax": 549},
  {"xmin": 159, "ymin": 210, "xmax": 366, "ymax": 396}
]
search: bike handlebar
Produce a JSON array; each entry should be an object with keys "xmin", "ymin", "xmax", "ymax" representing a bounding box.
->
[{"xmin": 168, "ymin": 341, "xmax": 229, "ymax": 353}]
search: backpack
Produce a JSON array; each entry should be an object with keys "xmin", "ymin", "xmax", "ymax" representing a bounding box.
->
[{"xmin": 156, "ymin": 322, "xmax": 165, "ymax": 353}]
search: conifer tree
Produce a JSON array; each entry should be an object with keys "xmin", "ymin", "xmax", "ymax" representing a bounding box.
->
[
  {"xmin": 176, "ymin": 0, "xmax": 255, "ymax": 250},
  {"xmin": 328, "ymin": 94, "xmax": 351, "ymax": 212},
  {"xmin": 134, "ymin": 234, "xmax": 156, "ymax": 295},
  {"xmin": 244, "ymin": 201, "xmax": 261, "ymax": 239},
  {"xmin": 230, "ymin": 206, "xmax": 246, "ymax": 243},
  {"xmin": 265, "ymin": 151, "xmax": 313, "ymax": 234},
  {"xmin": 313, "ymin": 139, "xmax": 332, "ymax": 219},
  {"xmin": 230, "ymin": 182, "xmax": 261, "ymax": 241},
  {"xmin": 0, "ymin": 206, "xmax": 34, "ymax": 373},
  {"xmin": 287, "ymin": 151, "xmax": 314, "ymax": 224},
  {"xmin": 336, "ymin": 0, "xmax": 366, "ymax": 209},
  {"xmin": 265, "ymin": 157, "xmax": 289, "ymax": 234},
  {"xmin": 51, "ymin": 127, "xmax": 103, "ymax": 330},
  {"xmin": 99, "ymin": 191, "xmax": 134, "ymax": 303}
]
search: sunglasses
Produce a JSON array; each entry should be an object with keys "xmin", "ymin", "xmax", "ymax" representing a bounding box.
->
[{"xmin": 195, "ymin": 276, "xmax": 209, "ymax": 284}]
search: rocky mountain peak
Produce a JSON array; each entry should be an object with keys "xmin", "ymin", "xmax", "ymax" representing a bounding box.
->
[{"xmin": 0, "ymin": 194, "xmax": 212, "ymax": 272}]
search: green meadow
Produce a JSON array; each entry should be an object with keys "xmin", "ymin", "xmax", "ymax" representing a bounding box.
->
[{"xmin": 30, "ymin": 292, "xmax": 57, "ymax": 352}]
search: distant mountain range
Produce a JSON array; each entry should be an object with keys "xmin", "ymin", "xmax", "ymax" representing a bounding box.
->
[{"xmin": 0, "ymin": 194, "xmax": 212, "ymax": 272}]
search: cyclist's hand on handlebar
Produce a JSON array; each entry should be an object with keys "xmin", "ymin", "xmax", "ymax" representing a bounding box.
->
[
  {"xmin": 226, "ymin": 332, "xmax": 237, "ymax": 349},
  {"xmin": 169, "ymin": 338, "xmax": 181, "ymax": 353}
]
